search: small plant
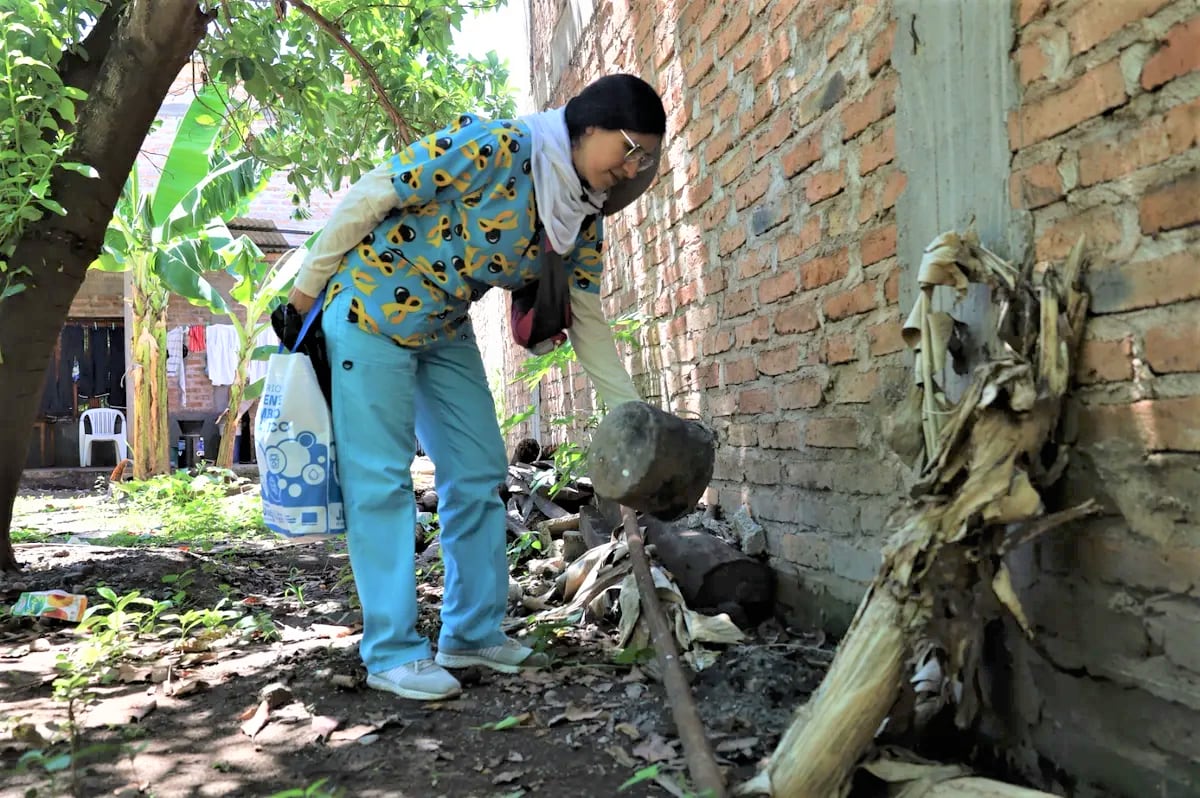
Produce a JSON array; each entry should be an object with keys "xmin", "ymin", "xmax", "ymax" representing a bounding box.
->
[
  {"xmin": 507, "ymin": 530, "xmax": 544, "ymax": 566},
  {"xmin": 266, "ymin": 778, "xmax": 342, "ymax": 798}
]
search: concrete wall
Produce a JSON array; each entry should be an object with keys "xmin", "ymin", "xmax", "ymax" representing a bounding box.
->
[{"xmin": 522, "ymin": 0, "xmax": 1200, "ymax": 795}]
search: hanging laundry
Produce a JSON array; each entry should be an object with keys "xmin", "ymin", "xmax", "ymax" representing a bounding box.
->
[
  {"xmin": 206, "ymin": 324, "xmax": 240, "ymax": 386},
  {"xmin": 107, "ymin": 327, "xmax": 127, "ymax": 409},
  {"xmin": 166, "ymin": 325, "xmax": 187, "ymax": 403},
  {"xmin": 188, "ymin": 324, "xmax": 207, "ymax": 353}
]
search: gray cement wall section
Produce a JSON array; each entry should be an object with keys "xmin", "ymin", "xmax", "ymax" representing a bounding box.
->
[{"xmin": 894, "ymin": 0, "xmax": 1029, "ymax": 398}]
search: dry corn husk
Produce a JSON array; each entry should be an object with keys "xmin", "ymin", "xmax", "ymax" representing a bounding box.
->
[{"xmin": 741, "ymin": 231, "xmax": 1097, "ymax": 797}]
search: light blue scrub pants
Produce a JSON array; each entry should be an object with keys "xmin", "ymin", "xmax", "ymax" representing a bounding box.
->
[{"xmin": 323, "ymin": 293, "xmax": 510, "ymax": 675}]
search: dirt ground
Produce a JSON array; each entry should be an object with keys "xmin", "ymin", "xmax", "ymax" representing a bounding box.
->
[{"xmin": 1, "ymin": 487, "xmax": 831, "ymax": 798}]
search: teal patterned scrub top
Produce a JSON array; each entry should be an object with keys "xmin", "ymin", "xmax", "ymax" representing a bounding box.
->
[{"xmin": 323, "ymin": 114, "xmax": 605, "ymax": 348}]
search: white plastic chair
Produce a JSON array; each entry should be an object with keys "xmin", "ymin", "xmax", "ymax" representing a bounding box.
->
[{"xmin": 78, "ymin": 408, "xmax": 130, "ymax": 466}]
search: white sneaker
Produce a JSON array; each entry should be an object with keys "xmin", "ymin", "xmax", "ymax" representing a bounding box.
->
[
  {"xmin": 436, "ymin": 637, "xmax": 550, "ymax": 674},
  {"xmin": 366, "ymin": 659, "xmax": 462, "ymax": 701}
]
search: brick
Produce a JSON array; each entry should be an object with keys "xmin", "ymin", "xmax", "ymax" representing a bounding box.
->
[
  {"xmin": 1076, "ymin": 337, "xmax": 1134, "ymax": 383},
  {"xmin": 1079, "ymin": 99, "xmax": 1200, "ymax": 187},
  {"xmin": 782, "ymin": 135, "xmax": 822, "ymax": 178},
  {"xmin": 778, "ymin": 216, "xmax": 823, "ymax": 262},
  {"xmin": 699, "ymin": 67, "xmax": 730, "ymax": 107},
  {"xmin": 701, "ymin": 197, "xmax": 729, "ymax": 232},
  {"xmin": 868, "ymin": 319, "xmax": 906, "ymax": 356},
  {"xmin": 824, "ymin": 332, "xmax": 857, "ymax": 364},
  {"xmin": 859, "ymin": 126, "xmax": 895, "ymax": 175},
  {"xmin": 1145, "ymin": 323, "xmax": 1200, "ymax": 374},
  {"xmin": 861, "ymin": 224, "xmax": 897, "ymax": 266},
  {"xmin": 705, "ymin": 127, "xmax": 735, "ymax": 164},
  {"xmin": 753, "ymin": 113, "xmax": 794, "ymax": 160},
  {"xmin": 883, "ymin": 267, "xmax": 900, "ymax": 304},
  {"xmin": 824, "ymin": 281, "xmax": 877, "ymax": 321},
  {"xmin": 842, "ymin": 73, "xmax": 897, "ymax": 141},
  {"xmin": 718, "ymin": 225, "xmax": 748, "ymax": 256},
  {"xmin": 833, "ymin": 367, "xmax": 879, "ymax": 403},
  {"xmin": 717, "ymin": 91, "xmax": 740, "ymax": 125},
  {"xmin": 1141, "ymin": 15, "xmax": 1200, "ymax": 90},
  {"xmin": 1035, "ymin": 205, "xmax": 1123, "ymax": 262},
  {"xmin": 1018, "ymin": 0, "xmax": 1049, "ymax": 27},
  {"xmin": 701, "ymin": 265, "xmax": 727, "ymax": 295},
  {"xmin": 698, "ymin": 4, "xmax": 725, "ymax": 44},
  {"xmin": 806, "ymin": 417, "xmax": 859, "ymax": 448},
  {"xmin": 806, "ymin": 169, "xmax": 845, "ymax": 204},
  {"xmin": 737, "ymin": 248, "xmax": 772, "ymax": 280},
  {"xmin": 1009, "ymin": 59, "xmax": 1126, "ymax": 147},
  {"xmin": 1140, "ymin": 171, "xmax": 1200, "ymax": 233},
  {"xmin": 724, "ymin": 356, "xmax": 758, "ymax": 385},
  {"xmin": 775, "ymin": 303, "xmax": 821, "ymax": 335},
  {"xmin": 880, "ymin": 168, "xmax": 906, "ymax": 210},
  {"xmin": 737, "ymin": 388, "xmax": 775, "ymax": 415},
  {"xmin": 734, "ymin": 316, "xmax": 772, "ymax": 347},
  {"xmin": 716, "ymin": 7, "xmax": 751, "ymax": 58},
  {"xmin": 724, "ymin": 286, "xmax": 754, "ymax": 317},
  {"xmin": 1010, "ymin": 159, "xmax": 1064, "ymax": 209},
  {"xmin": 1016, "ymin": 37, "xmax": 1051, "ymax": 86},
  {"xmin": 717, "ymin": 146, "xmax": 751, "ymax": 187},
  {"xmin": 827, "ymin": 24, "xmax": 850, "ymax": 60},
  {"xmin": 1146, "ymin": 598, "xmax": 1200, "ymax": 673},
  {"xmin": 867, "ymin": 21, "xmax": 895, "ymax": 75},
  {"xmin": 1066, "ymin": 0, "xmax": 1171, "ymax": 55},
  {"xmin": 721, "ymin": 421, "xmax": 758, "ymax": 447},
  {"xmin": 735, "ymin": 167, "xmax": 771, "ymax": 210},
  {"xmin": 802, "ymin": 249, "xmax": 850, "ymax": 289},
  {"xmin": 759, "ymin": 270, "xmax": 798, "ymax": 304},
  {"xmin": 704, "ymin": 328, "xmax": 734, "ymax": 355},
  {"xmin": 738, "ymin": 92, "xmax": 774, "ymax": 133},
  {"xmin": 732, "ymin": 30, "xmax": 765, "ymax": 75},
  {"xmin": 754, "ymin": 30, "xmax": 793, "ymax": 84},
  {"xmin": 1077, "ymin": 395, "xmax": 1200, "ymax": 451},
  {"xmin": 850, "ymin": 0, "xmax": 877, "ymax": 31},
  {"xmin": 778, "ymin": 377, "xmax": 824, "ymax": 409},
  {"xmin": 682, "ymin": 176, "xmax": 713, "ymax": 213},
  {"xmin": 758, "ymin": 344, "xmax": 802, "ymax": 376}
]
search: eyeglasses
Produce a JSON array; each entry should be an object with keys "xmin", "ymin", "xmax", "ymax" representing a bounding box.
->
[{"xmin": 620, "ymin": 129, "xmax": 657, "ymax": 173}]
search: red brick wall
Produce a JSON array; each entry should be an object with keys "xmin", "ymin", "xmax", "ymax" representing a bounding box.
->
[
  {"xmin": 528, "ymin": 0, "xmax": 1200, "ymax": 794},
  {"xmin": 1005, "ymin": 1, "xmax": 1200, "ymax": 794},
  {"xmin": 527, "ymin": 0, "xmax": 908, "ymax": 624}
]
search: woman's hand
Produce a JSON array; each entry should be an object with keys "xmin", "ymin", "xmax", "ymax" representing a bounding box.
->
[{"xmin": 288, "ymin": 287, "xmax": 317, "ymax": 315}]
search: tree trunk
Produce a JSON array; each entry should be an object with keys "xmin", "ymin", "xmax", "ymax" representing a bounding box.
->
[
  {"xmin": 129, "ymin": 262, "xmax": 171, "ymax": 478},
  {"xmin": 216, "ymin": 347, "xmax": 253, "ymax": 469},
  {"xmin": 0, "ymin": 1, "xmax": 212, "ymax": 571}
]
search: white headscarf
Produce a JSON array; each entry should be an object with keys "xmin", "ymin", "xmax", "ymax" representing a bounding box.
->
[{"xmin": 522, "ymin": 106, "xmax": 608, "ymax": 255}]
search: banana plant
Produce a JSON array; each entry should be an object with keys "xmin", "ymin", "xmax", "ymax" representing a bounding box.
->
[
  {"xmin": 92, "ymin": 85, "xmax": 268, "ymax": 478},
  {"xmin": 168, "ymin": 233, "xmax": 306, "ymax": 469}
]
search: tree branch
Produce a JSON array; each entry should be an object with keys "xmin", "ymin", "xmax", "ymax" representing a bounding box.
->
[{"xmin": 284, "ymin": 0, "xmax": 415, "ymax": 149}]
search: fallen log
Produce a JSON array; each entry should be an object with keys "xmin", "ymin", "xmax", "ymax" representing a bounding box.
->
[
  {"xmin": 535, "ymin": 513, "xmax": 580, "ymax": 537},
  {"xmin": 642, "ymin": 516, "xmax": 774, "ymax": 628},
  {"xmin": 750, "ymin": 233, "xmax": 1095, "ymax": 796},
  {"xmin": 589, "ymin": 402, "xmax": 716, "ymax": 520},
  {"xmin": 622, "ymin": 507, "xmax": 726, "ymax": 798}
]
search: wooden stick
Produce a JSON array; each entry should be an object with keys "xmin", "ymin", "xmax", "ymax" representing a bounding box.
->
[
  {"xmin": 535, "ymin": 513, "xmax": 580, "ymax": 537},
  {"xmin": 621, "ymin": 506, "xmax": 726, "ymax": 798}
]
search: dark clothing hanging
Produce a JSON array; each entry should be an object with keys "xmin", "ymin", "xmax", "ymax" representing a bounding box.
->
[
  {"xmin": 61, "ymin": 325, "xmax": 88, "ymax": 399},
  {"xmin": 107, "ymin": 327, "xmax": 127, "ymax": 409},
  {"xmin": 86, "ymin": 326, "xmax": 113, "ymax": 401}
]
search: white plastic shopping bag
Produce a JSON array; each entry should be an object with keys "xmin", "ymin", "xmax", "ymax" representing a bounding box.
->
[{"xmin": 254, "ymin": 300, "xmax": 345, "ymax": 539}]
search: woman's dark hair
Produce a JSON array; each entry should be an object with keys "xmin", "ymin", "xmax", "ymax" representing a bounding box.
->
[{"xmin": 564, "ymin": 74, "xmax": 666, "ymax": 140}]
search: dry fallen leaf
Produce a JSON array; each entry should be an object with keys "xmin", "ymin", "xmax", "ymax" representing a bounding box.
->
[
  {"xmin": 605, "ymin": 745, "xmax": 638, "ymax": 768},
  {"xmin": 240, "ymin": 701, "xmax": 270, "ymax": 738},
  {"xmin": 311, "ymin": 715, "xmax": 340, "ymax": 742},
  {"xmin": 616, "ymin": 722, "xmax": 641, "ymax": 740},
  {"xmin": 492, "ymin": 770, "xmax": 524, "ymax": 785},
  {"xmin": 632, "ymin": 734, "xmax": 678, "ymax": 764},
  {"xmin": 413, "ymin": 737, "xmax": 442, "ymax": 752},
  {"xmin": 311, "ymin": 623, "xmax": 354, "ymax": 638},
  {"xmin": 715, "ymin": 736, "xmax": 760, "ymax": 753},
  {"xmin": 84, "ymin": 696, "xmax": 157, "ymax": 729}
]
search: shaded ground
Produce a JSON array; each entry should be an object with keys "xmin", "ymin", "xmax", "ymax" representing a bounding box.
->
[{"xmin": 2, "ymin": 486, "xmax": 831, "ymax": 798}]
